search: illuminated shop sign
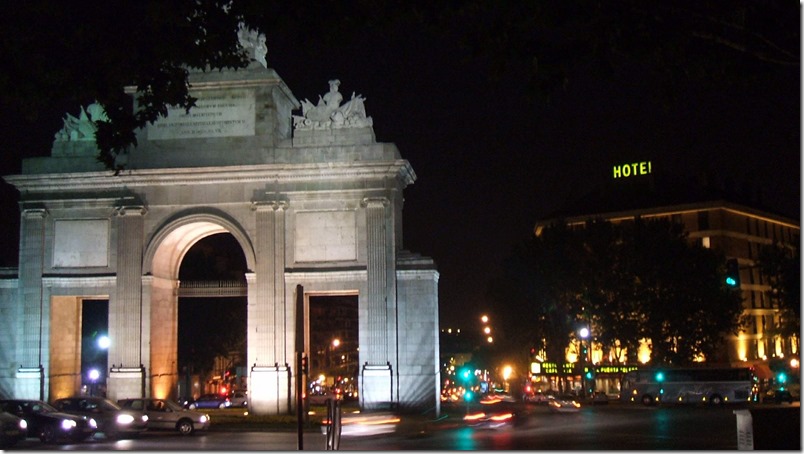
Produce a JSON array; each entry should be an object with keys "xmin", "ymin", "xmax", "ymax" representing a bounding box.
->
[
  {"xmin": 530, "ymin": 363, "xmax": 640, "ymax": 375},
  {"xmin": 613, "ymin": 161, "xmax": 652, "ymax": 179}
]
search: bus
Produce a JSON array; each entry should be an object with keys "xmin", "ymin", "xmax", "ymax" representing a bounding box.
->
[{"xmin": 620, "ymin": 367, "xmax": 753, "ymax": 406}]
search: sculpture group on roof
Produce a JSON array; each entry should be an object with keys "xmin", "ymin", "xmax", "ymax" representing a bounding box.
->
[
  {"xmin": 53, "ymin": 102, "xmax": 109, "ymax": 143},
  {"xmin": 294, "ymin": 79, "xmax": 373, "ymax": 131},
  {"xmin": 237, "ymin": 23, "xmax": 267, "ymax": 68}
]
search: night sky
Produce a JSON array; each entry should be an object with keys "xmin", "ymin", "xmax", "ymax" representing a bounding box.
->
[{"xmin": 0, "ymin": 5, "xmax": 799, "ymax": 330}]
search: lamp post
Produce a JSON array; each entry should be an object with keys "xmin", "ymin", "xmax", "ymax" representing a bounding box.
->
[
  {"xmin": 88, "ymin": 368, "xmax": 100, "ymax": 396},
  {"xmin": 579, "ymin": 327, "xmax": 590, "ymax": 398}
]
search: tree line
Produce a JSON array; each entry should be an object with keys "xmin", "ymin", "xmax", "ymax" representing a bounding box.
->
[{"xmin": 487, "ymin": 217, "xmax": 799, "ymax": 385}]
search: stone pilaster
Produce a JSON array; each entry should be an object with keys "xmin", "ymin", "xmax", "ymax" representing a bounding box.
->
[
  {"xmin": 250, "ymin": 201, "xmax": 287, "ymax": 365},
  {"xmin": 249, "ymin": 200, "xmax": 289, "ymax": 415},
  {"xmin": 19, "ymin": 208, "xmax": 47, "ymax": 368},
  {"xmin": 362, "ymin": 197, "xmax": 389, "ymax": 364},
  {"xmin": 111, "ymin": 205, "xmax": 146, "ymax": 367}
]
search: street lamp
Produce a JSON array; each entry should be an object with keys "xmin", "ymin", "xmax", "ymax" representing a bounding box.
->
[
  {"xmin": 502, "ymin": 365, "xmax": 513, "ymax": 393},
  {"xmin": 579, "ymin": 328, "xmax": 590, "ymax": 398},
  {"xmin": 88, "ymin": 368, "xmax": 100, "ymax": 396}
]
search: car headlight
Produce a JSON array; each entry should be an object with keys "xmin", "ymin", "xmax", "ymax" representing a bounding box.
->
[
  {"xmin": 19, "ymin": 419, "xmax": 28, "ymax": 430},
  {"xmin": 117, "ymin": 414, "xmax": 135, "ymax": 425},
  {"xmin": 89, "ymin": 418, "xmax": 98, "ymax": 429},
  {"xmin": 61, "ymin": 419, "xmax": 77, "ymax": 430},
  {"xmin": 142, "ymin": 415, "xmax": 149, "ymax": 423},
  {"xmin": 199, "ymin": 415, "xmax": 209, "ymax": 424}
]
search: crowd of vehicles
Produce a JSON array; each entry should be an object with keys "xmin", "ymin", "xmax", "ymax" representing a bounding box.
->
[{"xmin": 0, "ymin": 391, "xmax": 234, "ymax": 446}]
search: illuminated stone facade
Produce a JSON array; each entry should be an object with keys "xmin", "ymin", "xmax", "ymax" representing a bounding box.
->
[{"xmin": 0, "ymin": 60, "xmax": 440, "ymax": 415}]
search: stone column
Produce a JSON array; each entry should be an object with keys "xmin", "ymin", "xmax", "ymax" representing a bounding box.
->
[
  {"xmin": 15, "ymin": 208, "xmax": 47, "ymax": 399},
  {"xmin": 108, "ymin": 204, "xmax": 146, "ymax": 401},
  {"xmin": 249, "ymin": 201, "xmax": 289, "ymax": 415}
]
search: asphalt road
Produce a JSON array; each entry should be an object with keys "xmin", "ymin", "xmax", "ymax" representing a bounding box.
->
[{"xmin": 6, "ymin": 401, "xmax": 800, "ymax": 450}]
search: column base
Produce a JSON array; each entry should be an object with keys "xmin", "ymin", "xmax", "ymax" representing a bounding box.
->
[
  {"xmin": 250, "ymin": 364, "xmax": 291, "ymax": 415},
  {"xmin": 14, "ymin": 366, "xmax": 44, "ymax": 401},
  {"xmin": 361, "ymin": 363, "xmax": 394, "ymax": 411},
  {"xmin": 107, "ymin": 366, "xmax": 145, "ymax": 401}
]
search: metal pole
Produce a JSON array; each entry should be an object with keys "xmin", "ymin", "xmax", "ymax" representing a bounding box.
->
[{"xmin": 295, "ymin": 285, "xmax": 304, "ymax": 450}]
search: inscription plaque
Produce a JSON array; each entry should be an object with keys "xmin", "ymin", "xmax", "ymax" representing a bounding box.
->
[{"xmin": 147, "ymin": 90, "xmax": 256, "ymax": 140}]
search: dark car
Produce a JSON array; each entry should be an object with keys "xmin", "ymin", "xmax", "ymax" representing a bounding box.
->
[
  {"xmin": 118, "ymin": 398, "xmax": 209, "ymax": 435},
  {"xmin": 0, "ymin": 411, "xmax": 28, "ymax": 449},
  {"xmin": 765, "ymin": 388, "xmax": 795, "ymax": 404},
  {"xmin": 185, "ymin": 394, "xmax": 231, "ymax": 410},
  {"xmin": 0, "ymin": 399, "xmax": 97, "ymax": 444},
  {"xmin": 52, "ymin": 396, "xmax": 148, "ymax": 439}
]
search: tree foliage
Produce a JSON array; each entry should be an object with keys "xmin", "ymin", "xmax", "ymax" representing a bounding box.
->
[
  {"xmin": 1, "ymin": 1, "xmax": 797, "ymax": 171},
  {"xmin": 757, "ymin": 241, "xmax": 801, "ymax": 338},
  {"xmin": 490, "ymin": 218, "xmax": 744, "ymax": 369},
  {"xmin": 0, "ymin": 0, "xmax": 251, "ymax": 170},
  {"xmin": 432, "ymin": 0, "xmax": 799, "ymax": 101}
]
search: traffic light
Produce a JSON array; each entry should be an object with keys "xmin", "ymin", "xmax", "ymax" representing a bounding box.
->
[
  {"xmin": 654, "ymin": 371, "xmax": 665, "ymax": 383},
  {"xmin": 585, "ymin": 368, "xmax": 594, "ymax": 380},
  {"xmin": 463, "ymin": 390, "xmax": 474, "ymax": 402},
  {"xmin": 301, "ymin": 355, "xmax": 309, "ymax": 375},
  {"xmin": 725, "ymin": 259, "xmax": 740, "ymax": 287},
  {"xmin": 459, "ymin": 366, "xmax": 472, "ymax": 382}
]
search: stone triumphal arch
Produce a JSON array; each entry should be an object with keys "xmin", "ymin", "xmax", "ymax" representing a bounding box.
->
[{"xmin": 0, "ymin": 31, "xmax": 440, "ymax": 415}]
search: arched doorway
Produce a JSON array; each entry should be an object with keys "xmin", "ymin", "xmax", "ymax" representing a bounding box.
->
[{"xmin": 144, "ymin": 214, "xmax": 255, "ymax": 400}]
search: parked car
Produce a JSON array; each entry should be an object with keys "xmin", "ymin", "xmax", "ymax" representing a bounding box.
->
[
  {"xmin": 0, "ymin": 399, "xmax": 97, "ymax": 444},
  {"xmin": 185, "ymin": 394, "xmax": 231, "ymax": 410},
  {"xmin": 591, "ymin": 391, "xmax": 610, "ymax": 405},
  {"xmin": 0, "ymin": 411, "xmax": 27, "ymax": 449},
  {"xmin": 229, "ymin": 391, "xmax": 248, "ymax": 408},
  {"xmin": 51, "ymin": 396, "xmax": 148, "ymax": 439},
  {"xmin": 308, "ymin": 390, "xmax": 339, "ymax": 406},
  {"xmin": 765, "ymin": 388, "xmax": 795, "ymax": 404},
  {"xmin": 118, "ymin": 398, "xmax": 209, "ymax": 435}
]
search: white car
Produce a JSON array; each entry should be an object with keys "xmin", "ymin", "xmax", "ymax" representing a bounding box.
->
[{"xmin": 229, "ymin": 392, "xmax": 247, "ymax": 408}]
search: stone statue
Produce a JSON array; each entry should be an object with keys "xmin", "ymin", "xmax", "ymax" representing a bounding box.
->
[
  {"xmin": 237, "ymin": 23, "xmax": 267, "ymax": 68},
  {"xmin": 54, "ymin": 101, "xmax": 109, "ymax": 143},
  {"xmin": 294, "ymin": 80, "xmax": 373, "ymax": 130}
]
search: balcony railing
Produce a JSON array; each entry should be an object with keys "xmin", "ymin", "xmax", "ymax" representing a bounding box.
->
[{"xmin": 178, "ymin": 280, "xmax": 247, "ymax": 297}]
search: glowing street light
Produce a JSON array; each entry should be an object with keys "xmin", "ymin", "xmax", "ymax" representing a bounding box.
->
[
  {"xmin": 579, "ymin": 327, "xmax": 589, "ymax": 340},
  {"xmin": 481, "ymin": 315, "xmax": 489, "ymax": 324},
  {"xmin": 88, "ymin": 369, "xmax": 100, "ymax": 381},
  {"xmin": 97, "ymin": 335, "xmax": 110, "ymax": 350}
]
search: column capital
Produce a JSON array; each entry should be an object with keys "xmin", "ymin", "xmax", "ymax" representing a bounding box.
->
[
  {"xmin": 361, "ymin": 197, "xmax": 389, "ymax": 208},
  {"xmin": 22, "ymin": 208, "xmax": 48, "ymax": 219},
  {"xmin": 115, "ymin": 205, "xmax": 147, "ymax": 216},
  {"xmin": 251, "ymin": 200, "xmax": 288, "ymax": 211}
]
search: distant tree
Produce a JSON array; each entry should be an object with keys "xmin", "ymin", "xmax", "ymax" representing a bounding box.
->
[
  {"xmin": 619, "ymin": 219, "xmax": 743, "ymax": 365},
  {"xmin": 757, "ymin": 241, "xmax": 801, "ymax": 345},
  {"xmin": 491, "ymin": 218, "xmax": 744, "ymax": 371}
]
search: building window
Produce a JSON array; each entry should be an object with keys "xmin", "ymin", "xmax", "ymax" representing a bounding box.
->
[
  {"xmin": 701, "ymin": 237, "xmax": 711, "ymax": 248},
  {"xmin": 697, "ymin": 211, "xmax": 709, "ymax": 230}
]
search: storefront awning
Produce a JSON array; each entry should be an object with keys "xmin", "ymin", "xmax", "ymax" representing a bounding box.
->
[{"xmin": 751, "ymin": 363, "xmax": 773, "ymax": 380}]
